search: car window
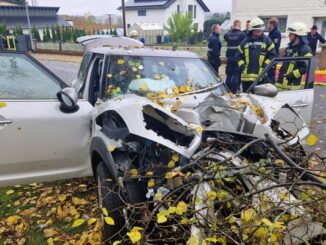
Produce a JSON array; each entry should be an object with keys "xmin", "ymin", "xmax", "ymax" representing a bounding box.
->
[
  {"xmin": 104, "ymin": 55, "xmax": 220, "ymax": 99},
  {"xmin": 78, "ymin": 52, "xmax": 93, "ymax": 83},
  {"xmin": 0, "ymin": 52, "xmax": 62, "ymax": 100}
]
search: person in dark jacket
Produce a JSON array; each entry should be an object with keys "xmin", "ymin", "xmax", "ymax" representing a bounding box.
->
[
  {"xmin": 224, "ymin": 20, "xmax": 246, "ymax": 93},
  {"xmin": 207, "ymin": 24, "xmax": 222, "ymax": 75},
  {"xmin": 307, "ymin": 25, "xmax": 326, "ymax": 56},
  {"xmin": 276, "ymin": 22, "xmax": 313, "ymax": 90},
  {"xmin": 237, "ymin": 18, "xmax": 276, "ymax": 92},
  {"xmin": 267, "ymin": 18, "xmax": 282, "ymax": 83},
  {"xmin": 243, "ymin": 20, "xmax": 251, "ymax": 37}
]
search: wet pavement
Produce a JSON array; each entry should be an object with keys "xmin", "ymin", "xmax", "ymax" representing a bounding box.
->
[{"xmin": 40, "ymin": 60, "xmax": 326, "ymax": 156}]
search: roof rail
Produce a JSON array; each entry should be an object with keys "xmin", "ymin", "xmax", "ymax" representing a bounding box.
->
[{"xmin": 76, "ymin": 35, "xmax": 144, "ymax": 52}]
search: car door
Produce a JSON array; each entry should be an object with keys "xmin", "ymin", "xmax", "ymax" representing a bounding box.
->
[
  {"xmin": 254, "ymin": 56, "xmax": 315, "ymax": 125},
  {"xmin": 0, "ymin": 51, "xmax": 93, "ymax": 186}
]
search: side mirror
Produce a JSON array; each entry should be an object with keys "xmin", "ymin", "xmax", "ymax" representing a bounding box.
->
[
  {"xmin": 57, "ymin": 88, "xmax": 79, "ymax": 113},
  {"xmin": 254, "ymin": 84, "xmax": 278, "ymax": 98}
]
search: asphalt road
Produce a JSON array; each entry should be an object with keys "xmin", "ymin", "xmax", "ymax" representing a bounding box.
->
[{"xmin": 40, "ymin": 60, "xmax": 326, "ymax": 156}]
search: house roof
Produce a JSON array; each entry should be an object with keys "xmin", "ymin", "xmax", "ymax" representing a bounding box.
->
[
  {"xmin": 2, "ymin": 16, "xmax": 71, "ymax": 29},
  {"xmin": 120, "ymin": 0, "xmax": 210, "ymax": 12}
]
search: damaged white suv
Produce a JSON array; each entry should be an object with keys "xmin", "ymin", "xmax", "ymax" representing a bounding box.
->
[{"xmin": 70, "ymin": 46, "xmax": 321, "ymax": 241}]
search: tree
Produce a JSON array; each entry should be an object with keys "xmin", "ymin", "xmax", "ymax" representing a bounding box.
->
[
  {"xmin": 31, "ymin": 26, "xmax": 41, "ymax": 41},
  {"xmin": 56, "ymin": 25, "xmax": 61, "ymax": 42},
  {"xmin": 164, "ymin": 12, "xmax": 195, "ymax": 42},
  {"xmin": 204, "ymin": 15, "xmax": 230, "ymax": 36},
  {"xmin": 0, "ymin": 22, "xmax": 7, "ymax": 35},
  {"xmin": 13, "ymin": 24, "xmax": 23, "ymax": 35}
]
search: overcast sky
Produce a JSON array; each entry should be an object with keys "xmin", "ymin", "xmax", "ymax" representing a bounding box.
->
[{"xmin": 37, "ymin": 0, "xmax": 231, "ymax": 16}]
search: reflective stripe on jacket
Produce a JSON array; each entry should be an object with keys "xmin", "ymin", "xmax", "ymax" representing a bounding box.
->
[
  {"xmin": 237, "ymin": 34, "xmax": 276, "ymax": 82},
  {"xmin": 276, "ymin": 42, "xmax": 312, "ymax": 90}
]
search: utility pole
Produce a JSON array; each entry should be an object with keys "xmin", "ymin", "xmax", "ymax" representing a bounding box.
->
[
  {"xmin": 121, "ymin": 0, "xmax": 127, "ymax": 37},
  {"xmin": 25, "ymin": 1, "xmax": 34, "ymax": 50}
]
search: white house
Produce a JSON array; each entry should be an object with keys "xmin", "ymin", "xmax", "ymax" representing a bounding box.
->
[
  {"xmin": 122, "ymin": 0, "xmax": 210, "ymax": 33},
  {"xmin": 232, "ymin": 0, "xmax": 326, "ymax": 51}
]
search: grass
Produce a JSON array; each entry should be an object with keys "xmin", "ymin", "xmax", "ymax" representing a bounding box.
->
[{"xmin": 0, "ymin": 177, "xmax": 101, "ymax": 245}]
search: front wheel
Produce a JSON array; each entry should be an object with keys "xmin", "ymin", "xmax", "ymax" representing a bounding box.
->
[{"xmin": 96, "ymin": 161, "xmax": 147, "ymax": 244}]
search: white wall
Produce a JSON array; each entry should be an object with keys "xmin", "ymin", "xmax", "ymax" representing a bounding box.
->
[
  {"xmin": 126, "ymin": 0, "xmax": 207, "ymax": 33},
  {"xmin": 232, "ymin": 0, "xmax": 326, "ymax": 50}
]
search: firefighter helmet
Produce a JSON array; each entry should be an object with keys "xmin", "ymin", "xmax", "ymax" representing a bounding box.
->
[
  {"xmin": 249, "ymin": 18, "xmax": 265, "ymax": 31},
  {"xmin": 287, "ymin": 22, "xmax": 308, "ymax": 36}
]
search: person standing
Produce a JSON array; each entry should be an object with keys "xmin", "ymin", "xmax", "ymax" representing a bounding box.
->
[
  {"xmin": 237, "ymin": 17, "xmax": 276, "ymax": 92},
  {"xmin": 276, "ymin": 22, "xmax": 313, "ymax": 90},
  {"xmin": 307, "ymin": 25, "xmax": 325, "ymax": 56},
  {"xmin": 243, "ymin": 20, "xmax": 251, "ymax": 37},
  {"xmin": 267, "ymin": 18, "xmax": 282, "ymax": 82},
  {"xmin": 207, "ymin": 24, "xmax": 222, "ymax": 75},
  {"xmin": 224, "ymin": 20, "xmax": 246, "ymax": 93}
]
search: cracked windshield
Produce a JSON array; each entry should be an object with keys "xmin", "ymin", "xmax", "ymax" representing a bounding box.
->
[{"xmin": 105, "ymin": 56, "xmax": 220, "ymax": 99}]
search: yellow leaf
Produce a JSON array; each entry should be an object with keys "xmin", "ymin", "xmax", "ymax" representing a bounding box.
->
[
  {"xmin": 108, "ymin": 145, "xmax": 116, "ymax": 152},
  {"xmin": 127, "ymin": 228, "xmax": 142, "ymax": 244},
  {"xmin": 47, "ymin": 238, "xmax": 54, "ymax": 245},
  {"xmin": 254, "ymin": 227, "xmax": 268, "ymax": 239},
  {"xmin": 148, "ymin": 179, "xmax": 155, "ymax": 188},
  {"xmin": 0, "ymin": 101, "xmax": 7, "ymax": 108},
  {"xmin": 107, "ymin": 73, "xmax": 113, "ymax": 78},
  {"xmin": 146, "ymin": 171, "xmax": 154, "ymax": 176},
  {"xmin": 72, "ymin": 218, "xmax": 85, "ymax": 228},
  {"xmin": 102, "ymin": 207, "xmax": 109, "ymax": 217},
  {"xmin": 261, "ymin": 218, "xmax": 273, "ymax": 227},
  {"xmin": 168, "ymin": 160, "xmax": 176, "ymax": 169},
  {"xmin": 154, "ymin": 191, "xmax": 163, "ymax": 201},
  {"xmin": 168, "ymin": 206, "xmax": 177, "ymax": 214},
  {"xmin": 104, "ymin": 216, "xmax": 115, "ymax": 226},
  {"xmin": 113, "ymin": 241, "xmax": 122, "ymax": 245},
  {"xmin": 72, "ymin": 197, "xmax": 88, "ymax": 205},
  {"xmin": 180, "ymin": 217, "xmax": 188, "ymax": 225},
  {"xmin": 157, "ymin": 214, "xmax": 168, "ymax": 224},
  {"xmin": 88, "ymin": 218, "xmax": 97, "ymax": 226},
  {"xmin": 132, "ymin": 67, "xmax": 138, "ymax": 72},
  {"xmin": 44, "ymin": 228, "xmax": 58, "ymax": 238},
  {"xmin": 6, "ymin": 215, "xmax": 20, "ymax": 225},
  {"xmin": 176, "ymin": 201, "xmax": 188, "ymax": 215},
  {"xmin": 241, "ymin": 208, "xmax": 257, "ymax": 222},
  {"xmin": 6, "ymin": 189, "xmax": 14, "ymax": 195},
  {"xmin": 307, "ymin": 134, "xmax": 318, "ymax": 146},
  {"xmin": 207, "ymin": 191, "xmax": 217, "ymax": 201},
  {"xmin": 195, "ymin": 126, "xmax": 204, "ymax": 134},
  {"xmin": 172, "ymin": 153, "xmax": 180, "ymax": 162},
  {"xmin": 154, "ymin": 74, "xmax": 161, "ymax": 80},
  {"xmin": 136, "ymin": 74, "xmax": 141, "ymax": 79},
  {"xmin": 117, "ymin": 59, "xmax": 125, "ymax": 65},
  {"xmin": 58, "ymin": 195, "xmax": 67, "ymax": 202},
  {"xmin": 130, "ymin": 169, "xmax": 139, "ymax": 176},
  {"xmin": 189, "ymin": 235, "xmax": 199, "ymax": 245}
]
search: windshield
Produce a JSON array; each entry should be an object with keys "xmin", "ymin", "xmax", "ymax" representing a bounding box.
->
[{"xmin": 104, "ymin": 55, "xmax": 220, "ymax": 99}]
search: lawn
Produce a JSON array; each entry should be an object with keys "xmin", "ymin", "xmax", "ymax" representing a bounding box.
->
[{"xmin": 0, "ymin": 178, "xmax": 101, "ymax": 245}]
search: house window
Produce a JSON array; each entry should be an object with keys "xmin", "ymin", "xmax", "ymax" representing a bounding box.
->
[
  {"xmin": 259, "ymin": 16, "xmax": 288, "ymax": 32},
  {"xmin": 127, "ymin": 24, "xmax": 131, "ymax": 28},
  {"xmin": 177, "ymin": 4, "xmax": 180, "ymax": 12},
  {"xmin": 188, "ymin": 5, "xmax": 193, "ymax": 18},
  {"xmin": 138, "ymin": 9, "xmax": 146, "ymax": 16},
  {"xmin": 194, "ymin": 5, "xmax": 197, "ymax": 19}
]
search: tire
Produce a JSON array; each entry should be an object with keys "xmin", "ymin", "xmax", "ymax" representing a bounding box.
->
[
  {"xmin": 96, "ymin": 161, "xmax": 125, "ymax": 243},
  {"xmin": 96, "ymin": 161, "xmax": 147, "ymax": 243}
]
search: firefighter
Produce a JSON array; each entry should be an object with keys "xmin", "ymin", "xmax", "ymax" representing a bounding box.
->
[
  {"xmin": 307, "ymin": 25, "xmax": 325, "ymax": 56},
  {"xmin": 224, "ymin": 20, "xmax": 246, "ymax": 93},
  {"xmin": 207, "ymin": 24, "xmax": 222, "ymax": 75},
  {"xmin": 237, "ymin": 17, "xmax": 276, "ymax": 92},
  {"xmin": 276, "ymin": 22, "xmax": 313, "ymax": 90}
]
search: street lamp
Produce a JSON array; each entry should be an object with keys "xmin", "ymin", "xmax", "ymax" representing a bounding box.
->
[
  {"xmin": 121, "ymin": 0, "xmax": 127, "ymax": 37},
  {"xmin": 25, "ymin": 1, "xmax": 34, "ymax": 50}
]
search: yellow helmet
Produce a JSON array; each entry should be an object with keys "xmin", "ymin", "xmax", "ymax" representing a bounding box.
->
[
  {"xmin": 287, "ymin": 22, "xmax": 308, "ymax": 36},
  {"xmin": 249, "ymin": 18, "xmax": 265, "ymax": 31}
]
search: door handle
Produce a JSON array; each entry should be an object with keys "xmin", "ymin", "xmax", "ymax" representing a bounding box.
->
[
  {"xmin": 0, "ymin": 120, "xmax": 13, "ymax": 125},
  {"xmin": 292, "ymin": 104, "xmax": 309, "ymax": 108}
]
